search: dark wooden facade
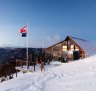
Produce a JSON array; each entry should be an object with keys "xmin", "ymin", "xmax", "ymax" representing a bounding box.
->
[{"xmin": 45, "ymin": 36, "xmax": 86, "ymax": 61}]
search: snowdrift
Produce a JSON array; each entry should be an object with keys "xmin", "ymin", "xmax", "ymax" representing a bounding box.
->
[{"xmin": 0, "ymin": 55, "xmax": 96, "ymax": 91}]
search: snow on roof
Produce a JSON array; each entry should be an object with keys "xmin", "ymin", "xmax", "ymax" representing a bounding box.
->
[{"xmin": 70, "ymin": 36, "xmax": 96, "ymax": 56}]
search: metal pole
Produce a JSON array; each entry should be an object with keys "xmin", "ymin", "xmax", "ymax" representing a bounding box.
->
[{"xmin": 27, "ymin": 22, "xmax": 29, "ymax": 69}]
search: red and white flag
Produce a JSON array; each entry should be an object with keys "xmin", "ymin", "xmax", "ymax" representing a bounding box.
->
[
  {"xmin": 20, "ymin": 26, "xmax": 27, "ymax": 37},
  {"xmin": 20, "ymin": 26, "xmax": 27, "ymax": 33}
]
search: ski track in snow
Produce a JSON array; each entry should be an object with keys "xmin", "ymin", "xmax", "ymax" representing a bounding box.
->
[{"xmin": 1, "ymin": 55, "xmax": 96, "ymax": 91}]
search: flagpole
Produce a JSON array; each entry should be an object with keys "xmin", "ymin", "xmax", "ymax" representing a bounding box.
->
[{"xmin": 27, "ymin": 22, "xmax": 29, "ymax": 69}]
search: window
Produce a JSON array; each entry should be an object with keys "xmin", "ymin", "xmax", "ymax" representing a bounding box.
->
[
  {"xmin": 71, "ymin": 45, "xmax": 74, "ymax": 51},
  {"xmin": 62, "ymin": 46, "xmax": 67, "ymax": 51},
  {"xmin": 75, "ymin": 46, "xmax": 79, "ymax": 51}
]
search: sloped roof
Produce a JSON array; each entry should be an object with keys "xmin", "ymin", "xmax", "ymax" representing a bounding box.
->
[
  {"xmin": 46, "ymin": 36, "xmax": 96, "ymax": 56},
  {"xmin": 70, "ymin": 36, "xmax": 96, "ymax": 56}
]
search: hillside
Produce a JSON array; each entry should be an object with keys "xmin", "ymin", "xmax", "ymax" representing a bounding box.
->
[
  {"xmin": 0, "ymin": 55, "xmax": 96, "ymax": 91},
  {"xmin": 0, "ymin": 48, "xmax": 44, "ymax": 64}
]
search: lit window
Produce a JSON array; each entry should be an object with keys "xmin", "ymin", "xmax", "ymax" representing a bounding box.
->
[
  {"xmin": 71, "ymin": 45, "xmax": 74, "ymax": 51},
  {"xmin": 71, "ymin": 45, "xmax": 74, "ymax": 48},
  {"xmin": 62, "ymin": 46, "xmax": 67, "ymax": 51},
  {"xmin": 75, "ymin": 46, "xmax": 79, "ymax": 51},
  {"xmin": 75, "ymin": 49, "xmax": 79, "ymax": 51}
]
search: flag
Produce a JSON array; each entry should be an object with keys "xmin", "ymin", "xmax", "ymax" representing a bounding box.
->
[
  {"xmin": 20, "ymin": 26, "xmax": 27, "ymax": 37},
  {"xmin": 20, "ymin": 26, "xmax": 27, "ymax": 33},
  {"xmin": 22, "ymin": 33, "xmax": 27, "ymax": 37}
]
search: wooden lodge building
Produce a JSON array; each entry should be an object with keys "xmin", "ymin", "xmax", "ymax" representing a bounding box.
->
[{"xmin": 45, "ymin": 36, "xmax": 96, "ymax": 61}]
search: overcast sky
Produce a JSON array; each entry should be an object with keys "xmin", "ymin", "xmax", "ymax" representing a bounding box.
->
[{"xmin": 0, "ymin": 0, "xmax": 96, "ymax": 48}]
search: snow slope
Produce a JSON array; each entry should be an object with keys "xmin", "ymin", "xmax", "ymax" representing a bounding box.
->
[{"xmin": 1, "ymin": 55, "xmax": 96, "ymax": 91}]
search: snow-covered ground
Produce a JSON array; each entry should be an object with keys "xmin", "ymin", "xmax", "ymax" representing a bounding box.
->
[{"xmin": 1, "ymin": 55, "xmax": 96, "ymax": 91}]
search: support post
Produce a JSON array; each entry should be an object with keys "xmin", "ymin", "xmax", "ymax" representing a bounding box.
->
[
  {"xmin": 16, "ymin": 70, "xmax": 17, "ymax": 77},
  {"xmin": 74, "ymin": 45, "xmax": 75, "ymax": 51}
]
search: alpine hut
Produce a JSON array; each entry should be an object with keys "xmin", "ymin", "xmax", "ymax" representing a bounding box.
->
[{"xmin": 45, "ymin": 36, "xmax": 96, "ymax": 61}]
